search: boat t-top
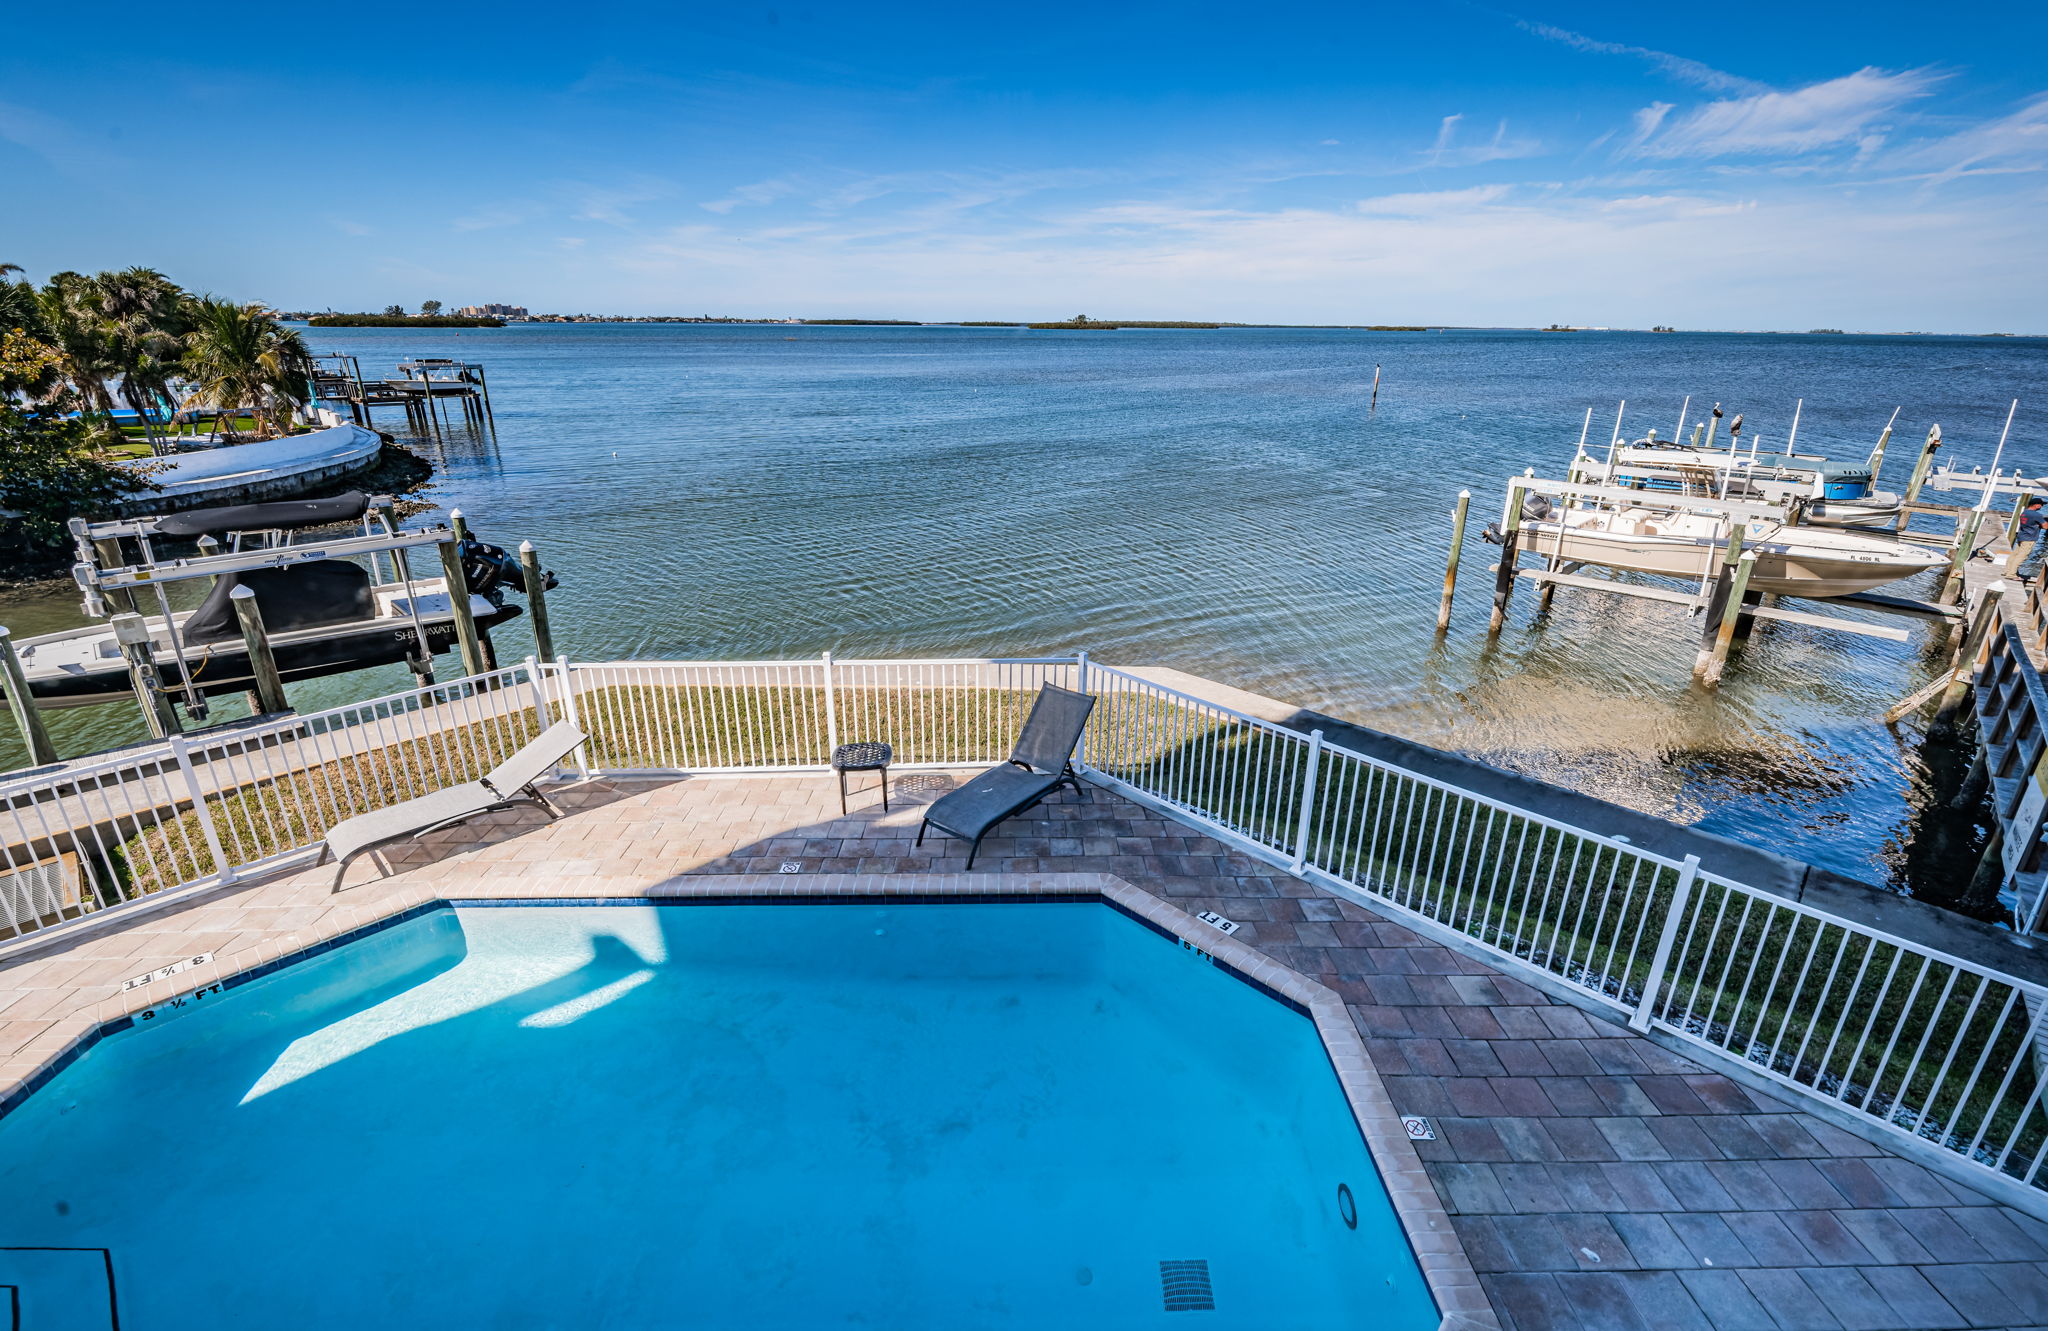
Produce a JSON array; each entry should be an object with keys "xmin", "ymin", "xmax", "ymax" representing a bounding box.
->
[{"xmin": 1572, "ymin": 413, "xmax": 1902, "ymax": 528}]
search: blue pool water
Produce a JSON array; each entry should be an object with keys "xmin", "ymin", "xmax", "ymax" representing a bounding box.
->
[{"xmin": 0, "ymin": 903, "xmax": 1436, "ymax": 1330}]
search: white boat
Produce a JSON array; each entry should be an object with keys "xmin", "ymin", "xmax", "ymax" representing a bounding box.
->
[
  {"xmin": 11, "ymin": 571, "xmax": 519, "ymax": 709},
  {"xmin": 1516, "ymin": 503, "xmax": 1944, "ymax": 597},
  {"xmin": 1574, "ymin": 439, "xmax": 1901, "ymax": 528}
]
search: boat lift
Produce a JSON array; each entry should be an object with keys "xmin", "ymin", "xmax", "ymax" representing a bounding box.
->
[
  {"xmin": 1448, "ymin": 473, "xmax": 1950, "ymax": 686},
  {"xmin": 56, "ymin": 499, "xmax": 486, "ymax": 739}
]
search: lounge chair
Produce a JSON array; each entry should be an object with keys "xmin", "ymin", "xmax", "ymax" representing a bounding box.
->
[
  {"xmin": 323, "ymin": 722, "xmax": 588, "ymax": 889},
  {"xmin": 916, "ymin": 684, "xmax": 1097, "ymax": 868}
]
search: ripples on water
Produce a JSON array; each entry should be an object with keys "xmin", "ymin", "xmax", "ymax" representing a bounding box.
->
[{"xmin": 4, "ymin": 326, "xmax": 2043, "ymax": 910}]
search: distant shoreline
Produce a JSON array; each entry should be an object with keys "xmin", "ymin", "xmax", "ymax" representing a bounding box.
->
[{"xmin": 285, "ymin": 318, "xmax": 2041, "ymax": 338}]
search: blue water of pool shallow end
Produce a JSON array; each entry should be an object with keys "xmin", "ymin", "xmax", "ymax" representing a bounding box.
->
[{"xmin": 0, "ymin": 903, "xmax": 1437, "ymax": 1330}]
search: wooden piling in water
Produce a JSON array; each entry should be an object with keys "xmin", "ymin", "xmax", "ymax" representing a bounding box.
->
[
  {"xmin": 112, "ymin": 613, "xmax": 181, "ymax": 739},
  {"xmin": 1901, "ymin": 425, "xmax": 1943, "ymax": 519},
  {"xmin": 1933, "ymin": 582, "xmax": 2004, "ymax": 733},
  {"xmin": 0, "ymin": 627, "xmax": 58, "ymax": 766},
  {"xmin": 1700, "ymin": 551, "xmax": 1758, "ymax": 686},
  {"xmin": 1437, "ymin": 491, "xmax": 1469, "ymax": 632},
  {"xmin": 1488, "ymin": 480, "xmax": 1526, "ymax": 635},
  {"xmin": 1370, "ymin": 364, "xmax": 1381, "ymax": 410},
  {"xmin": 1694, "ymin": 524, "xmax": 1748, "ymax": 679},
  {"xmin": 520, "ymin": 541, "xmax": 555, "ymax": 660},
  {"xmin": 1941, "ymin": 509, "xmax": 1985, "ymax": 606},
  {"xmin": 230, "ymin": 585, "xmax": 291, "ymax": 716}
]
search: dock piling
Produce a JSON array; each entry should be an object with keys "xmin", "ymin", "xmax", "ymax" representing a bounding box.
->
[
  {"xmin": 1694, "ymin": 523, "xmax": 1748, "ymax": 679},
  {"xmin": 90, "ymin": 538, "xmax": 137, "ymax": 614},
  {"xmin": 1941, "ymin": 509, "xmax": 1985, "ymax": 606},
  {"xmin": 1901, "ymin": 425, "xmax": 1943, "ymax": 521},
  {"xmin": 112, "ymin": 613, "xmax": 182, "ymax": 739},
  {"xmin": 1488, "ymin": 480, "xmax": 1526, "ymax": 635},
  {"xmin": 229, "ymin": 586, "xmax": 291, "ymax": 716},
  {"xmin": 0, "ymin": 627, "xmax": 58, "ymax": 766},
  {"xmin": 437, "ymin": 538, "xmax": 491, "ymax": 678},
  {"xmin": 1933, "ymin": 582, "xmax": 2004, "ymax": 733},
  {"xmin": 1700, "ymin": 552, "xmax": 1758, "ymax": 686},
  {"xmin": 520, "ymin": 540, "xmax": 555, "ymax": 660}
]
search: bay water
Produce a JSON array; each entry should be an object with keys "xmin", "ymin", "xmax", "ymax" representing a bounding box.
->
[{"xmin": 4, "ymin": 324, "xmax": 2043, "ymax": 909}]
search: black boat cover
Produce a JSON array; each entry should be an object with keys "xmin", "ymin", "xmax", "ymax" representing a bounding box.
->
[
  {"xmin": 182, "ymin": 561, "xmax": 376, "ymax": 644},
  {"xmin": 153, "ymin": 492, "xmax": 372, "ymax": 538}
]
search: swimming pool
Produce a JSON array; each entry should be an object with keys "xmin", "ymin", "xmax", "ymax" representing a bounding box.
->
[{"xmin": 0, "ymin": 902, "xmax": 1438, "ymax": 1329}]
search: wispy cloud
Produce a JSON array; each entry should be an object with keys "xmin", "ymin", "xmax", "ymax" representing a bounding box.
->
[
  {"xmin": 1628, "ymin": 67, "xmax": 1941, "ymax": 159},
  {"xmin": 701, "ymin": 178, "xmax": 800, "ymax": 213},
  {"xmin": 1427, "ymin": 115, "xmax": 1543, "ymax": 167},
  {"xmin": 590, "ymin": 178, "xmax": 2039, "ymax": 331},
  {"xmin": 1891, "ymin": 92, "xmax": 2048, "ymax": 186},
  {"xmin": 1515, "ymin": 20, "xmax": 1764, "ymax": 95},
  {"xmin": 1357, "ymin": 184, "xmax": 1514, "ymax": 216},
  {"xmin": 571, "ymin": 178, "xmax": 678, "ymax": 226},
  {"xmin": 451, "ymin": 205, "xmax": 532, "ymax": 232}
]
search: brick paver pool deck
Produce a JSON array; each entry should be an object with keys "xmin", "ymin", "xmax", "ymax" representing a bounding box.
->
[{"xmin": 3, "ymin": 770, "xmax": 2045, "ymax": 1330}]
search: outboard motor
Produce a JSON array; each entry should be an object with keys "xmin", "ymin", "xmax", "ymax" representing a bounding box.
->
[{"xmin": 459, "ymin": 536, "xmax": 560, "ymax": 605}]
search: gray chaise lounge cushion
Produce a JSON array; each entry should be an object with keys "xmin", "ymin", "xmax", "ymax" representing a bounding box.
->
[
  {"xmin": 919, "ymin": 765, "xmax": 1062, "ymax": 842},
  {"xmin": 324, "ymin": 721, "xmax": 587, "ymax": 888}
]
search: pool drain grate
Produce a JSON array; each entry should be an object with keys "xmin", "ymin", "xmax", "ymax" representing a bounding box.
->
[{"xmin": 1159, "ymin": 1259, "xmax": 1215, "ymax": 1312}]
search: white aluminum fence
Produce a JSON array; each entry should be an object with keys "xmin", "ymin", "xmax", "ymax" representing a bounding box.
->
[
  {"xmin": 561, "ymin": 656, "xmax": 1077, "ymax": 774},
  {"xmin": 0, "ymin": 662, "xmax": 545, "ymax": 938},
  {"xmin": 1, "ymin": 651, "xmax": 2042, "ymax": 1203},
  {"xmin": 1072, "ymin": 662, "xmax": 2048, "ymax": 1202}
]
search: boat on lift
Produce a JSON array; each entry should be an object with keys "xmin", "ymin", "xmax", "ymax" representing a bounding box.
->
[
  {"xmin": 4, "ymin": 493, "xmax": 549, "ymax": 710},
  {"xmin": 1509, "ymin": 493, "xmax": 1944, "ymax": 598}
]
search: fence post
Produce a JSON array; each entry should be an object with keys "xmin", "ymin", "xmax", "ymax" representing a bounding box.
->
[
  {"xmin": 821, "ymin": 652, "xmax": 840, "ymax": 757},
  {"xmin": 1074, "ymin": 651, "xmax": 1091, "ymax": 768},
  {"xmin": 169, "ymin": 734, "xmax": 235, "ymax": 885},
  {"xmin": 1290, "ymin": 728, "xmax": 1326, "ymax": 875},
  {"xmin": 1629, "ymin": 853, "xmax": 1701, "ymax": 1032},
  {"xmin": 525, "ymin": 656, "xmax": 551, "ymax": 729},
  {"xmin": 554, "ymin": 655, "xmax": 591, "ymax": 776}
]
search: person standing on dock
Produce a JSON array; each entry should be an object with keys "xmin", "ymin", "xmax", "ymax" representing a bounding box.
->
[{"xmin": 2008, "ymin": 497, "xmax": 2048, "ymax": 579}]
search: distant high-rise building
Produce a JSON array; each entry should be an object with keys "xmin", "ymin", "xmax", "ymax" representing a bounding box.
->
[{"xmin": 455, "ymin": 304, "xmax": 529, "ymax": 317}]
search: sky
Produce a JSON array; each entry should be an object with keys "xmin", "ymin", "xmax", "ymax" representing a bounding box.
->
[{"xmin": 3, "ymin": 1, "xmax": 2045, "ymax": 330}]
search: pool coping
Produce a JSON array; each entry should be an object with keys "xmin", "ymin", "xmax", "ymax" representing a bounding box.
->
[{"xmin": 0, "ymin": 869, "xmax": 1491, "ymax": 1331}]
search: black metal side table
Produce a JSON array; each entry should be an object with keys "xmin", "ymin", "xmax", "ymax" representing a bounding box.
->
[{"xmin": 830, "ymin": 742, "xmax": 893, "ymax": 813}]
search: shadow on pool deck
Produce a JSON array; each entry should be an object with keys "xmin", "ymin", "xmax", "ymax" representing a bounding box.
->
[{"xmin": 5, "ymin": 770, "xmax": 2048, "ymax": 1330}]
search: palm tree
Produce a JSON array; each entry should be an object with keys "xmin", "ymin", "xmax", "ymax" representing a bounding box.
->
[
  {"xmin": 33, "ymin": 272, "xmax": 122, "ymax": 425},
  {"xmin": 92, "ymin": 267, "xmax": 192, "ymax": 454},
  {"xmin": 181, "ymin": 298, "xmax": 314, "ymax": 440}
]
